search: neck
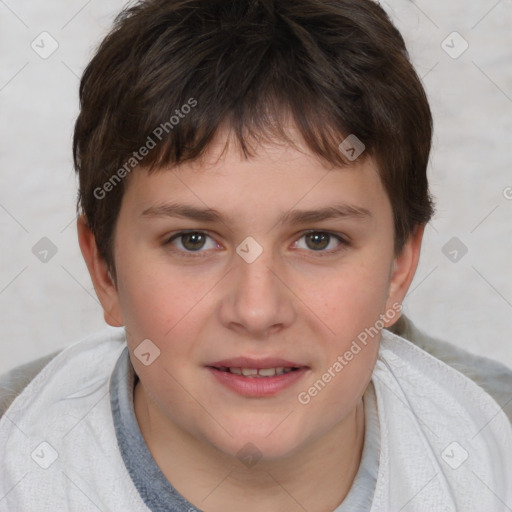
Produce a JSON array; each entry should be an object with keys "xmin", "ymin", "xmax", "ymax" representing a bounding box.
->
[{"xmin": 134, "ymin": 381, "xmax": 365, "ymax": 512}]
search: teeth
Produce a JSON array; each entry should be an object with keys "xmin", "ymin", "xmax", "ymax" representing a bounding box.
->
[
  {"xmin": 226, "ymin": 367, "xmax": 296, "ymax": 377},
  {"xmin": 258, "ymin": 368, "xmax": 277, "ymax": 377}
]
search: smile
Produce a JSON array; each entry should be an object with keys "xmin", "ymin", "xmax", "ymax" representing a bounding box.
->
[{"xmin": 213, "ymin": 366, "xmax": 299, "ymax": 377}]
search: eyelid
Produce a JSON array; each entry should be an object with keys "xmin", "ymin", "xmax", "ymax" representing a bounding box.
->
[
  {"xmin": 299, "ymin": 229, "xmax": 349, "ymax": 243},
  {"xmin": 165, "ymin": 229, "xmax": 215, "ymax": 241}
]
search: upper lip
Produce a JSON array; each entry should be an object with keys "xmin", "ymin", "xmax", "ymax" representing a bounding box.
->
[{"xmin": 207, "ymin": 357, "xmax": 308, "ymax": 369}]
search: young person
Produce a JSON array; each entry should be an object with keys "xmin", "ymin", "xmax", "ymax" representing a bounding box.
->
[{"xmin": 1, "ymin": 1, "xmax": 511, "ymax": 510}]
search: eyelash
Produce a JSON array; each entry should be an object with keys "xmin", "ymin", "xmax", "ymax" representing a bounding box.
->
[{"xmin": 163, "ymin": 230, "xmax": 350, "ymax": 258}]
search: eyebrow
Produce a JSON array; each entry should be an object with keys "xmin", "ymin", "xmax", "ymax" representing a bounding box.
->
[{"xmin": 140, "ymin": 201, "xmax": 372, "ymax": 224}]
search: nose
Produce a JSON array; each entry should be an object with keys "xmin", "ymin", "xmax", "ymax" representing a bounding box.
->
[{"xmin": 218, "ymin": 247, "xmax": 296, "ymax": 338}]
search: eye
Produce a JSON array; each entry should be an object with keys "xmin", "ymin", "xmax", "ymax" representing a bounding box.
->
[
  {"xmin": 164, "ymin": 230, "xmax": 348, "ymax": 258},
  {"xmin": 165, "ymin": 231, "xmax": 219, "ymax": 253},
  {"xmin": 294, "ymin": 231, "xmax": 348, "ymax": 253}
]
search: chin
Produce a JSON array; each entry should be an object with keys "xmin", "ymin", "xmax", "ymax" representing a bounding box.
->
[{"xmin": 207, "ymin": 420, "xmax": 311, "ymax": 463}]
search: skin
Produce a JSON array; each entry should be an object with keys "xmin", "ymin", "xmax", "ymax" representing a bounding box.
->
[{"xmin": 78, "ymin": 129, "xmax": 424, "ymax": 512}]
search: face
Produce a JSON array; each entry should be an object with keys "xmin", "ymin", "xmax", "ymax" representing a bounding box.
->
[{"xmin": 82, "ymin": 131, "xmax": 420, "ymax": 461}]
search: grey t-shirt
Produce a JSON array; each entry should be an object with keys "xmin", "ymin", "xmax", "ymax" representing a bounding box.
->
[{"xmin": 110, "ymin": 346, "xmax": 380, "ymax": 511}]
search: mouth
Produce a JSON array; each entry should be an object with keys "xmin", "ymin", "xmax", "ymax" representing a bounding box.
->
[
  {"xmin": 209, "ymin": 366, "xmax": 301, "ymax": 377},
  {"xmin": 206, "ymin": 357, "xmax": 309, "ymax": 397}
]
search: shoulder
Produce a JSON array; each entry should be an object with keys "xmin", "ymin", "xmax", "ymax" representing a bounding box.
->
[
  {"xmin": 389, "ymin": 315, "xmax": 512, "ymax": 423},
  {"xmin": 0, "ymin": 327, "xmax": 126, "ymax": 420},
  {"xmin": 0, "ymin": 350, "xmax": 61, "ymax": 419}
]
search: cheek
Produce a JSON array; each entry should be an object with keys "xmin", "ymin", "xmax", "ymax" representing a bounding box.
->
[
  {"xmin": 123, "ymin": 279, "xmax": 205, "ymax": 414},
  {"xmin": 297, "ymin": 286, "xmax": 383, "ymax": 432},
  {"xmin": 306, "ymin": 257, "xmax": 391, "ymax": 340},
  {"xmin": 295, "ymin": 258, "xmax": 389, "ymax": 408},
  {"xmin": 116, "ymin": 252, "xmax": 207, "ymax": 339},
  {"xmin": 115, "ymin": 256, "xmax": 213, "ymax": 368}
]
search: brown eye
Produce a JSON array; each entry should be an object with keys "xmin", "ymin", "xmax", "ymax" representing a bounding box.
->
[
  {"xmin": 294, "ymin": 231, "xmax": 348, "ymax": 254},
  {"xmin": 305, "ymin": 232, "xmax": 331, "ymax": 251},
  {"xmin": 166, "ymin": 231, "xmax": 218, "ymax": 253},
  {"xmin": 180, "ymin": 232, "xmax": 207, "ymax": 251}
]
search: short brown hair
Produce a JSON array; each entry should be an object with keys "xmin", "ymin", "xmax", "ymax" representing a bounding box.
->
[{"xmin": 73, "ymin": 0, "xmax": 435, "ymax": 280}]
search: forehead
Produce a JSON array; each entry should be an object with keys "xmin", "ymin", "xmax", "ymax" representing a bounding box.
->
[{"xmin": 120, "ymin": 129, "xmax": 389, "ymax": 225}]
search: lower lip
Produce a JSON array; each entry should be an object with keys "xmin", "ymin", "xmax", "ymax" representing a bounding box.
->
[{"xmin": 207, "ymin": 367, "xmax": 308, "ymax": 397}]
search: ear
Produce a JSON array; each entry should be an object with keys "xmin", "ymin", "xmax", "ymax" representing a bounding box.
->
[
  {"xmin": 77, "ymin": 214, "xmax": 124, "ymax": 327},
  {"xmin": 383, "ymin": 223, "xmax": 425, "ymax": 326}
]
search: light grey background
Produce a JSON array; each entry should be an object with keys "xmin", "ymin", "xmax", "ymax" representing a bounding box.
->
[{"xmin": 1, "ymin": 0, "xmax": 511, "ymax": 373}]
